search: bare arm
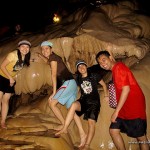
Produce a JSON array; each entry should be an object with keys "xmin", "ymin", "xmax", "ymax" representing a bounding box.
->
[
  {"xmin": 0, "ymin": 58, "xmax": 15, "ymax": 86},
  {"xmin": 99, "ymin": 79, "xmax": 109, "ymax": 99},
  {"xmin": 111, "ymin": 85, "xmax": 130, "ymax": 122},
  {"xmin": 37, "ymin": 53, "xmax": 49, "ymax": 63},
  {"xmin": 49, "ymin": 61, "xmax": 57, "ymax": 99}
]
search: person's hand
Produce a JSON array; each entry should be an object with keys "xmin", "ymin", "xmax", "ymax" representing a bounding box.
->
[
  {"xmin": 48, "ymin": 93, "xmax": 55, "ymax": 102},
  {"xmin": 103, "ymin": 96, "xmax": 109, "ymax": 102},
  {"xmin": 35, "ymin": 52, "xmax": 41, "ymax": 57},
  {"xmin": 31, "ymin": 52, "xmax": 42, "ymax": 62},
  {"xmin": 9, "ymin": 77, "xmax": 15, "ymax": 87},
  {"xmin": 111, "ymin": 110, "xmax": 118, "ymax": 123}
]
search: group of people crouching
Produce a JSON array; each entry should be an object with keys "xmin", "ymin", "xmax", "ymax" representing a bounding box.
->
[{"xmin": 0, "ymin": 40, "xmax": 149, "ymax": 150}]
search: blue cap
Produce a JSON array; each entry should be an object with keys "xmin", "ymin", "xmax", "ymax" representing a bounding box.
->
[{"xmin": 41, "ymin": 41, "xmax": 53, "ymax": 47}]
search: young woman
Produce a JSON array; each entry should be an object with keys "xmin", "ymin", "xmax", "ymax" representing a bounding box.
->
[
  {"xmin": 39, "ymin": 41, "xmax": 78, "ymax": 131},
  {"xmin": 56, "ymin": 59, "xmax": 109, "ymax": 149},
  {"xmin": 0, "ymin": 40, "xmax": 31, "ymax": 129}
]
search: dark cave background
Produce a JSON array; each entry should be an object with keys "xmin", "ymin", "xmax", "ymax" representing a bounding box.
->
[{"xmin": 0, "ymin": 0, "xmax": 150, "ymax": 38}]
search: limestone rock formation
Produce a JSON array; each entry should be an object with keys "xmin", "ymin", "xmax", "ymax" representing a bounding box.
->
[{"xmin": 0, "ymin": 1, "xmax": 150, "ymax": 150}]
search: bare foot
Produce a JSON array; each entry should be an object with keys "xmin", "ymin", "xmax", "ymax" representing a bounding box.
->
[
  {"xmin": 55, "ymin": 128, "xmax": 68, "ymax": 136},
  {"xmin": 1, "ymin": 122, "xmax": 7, "ymax": 129},
  {"xmin": 82, "ymin": 144, "xmax": 90, "ymax": 150},
  {"xmin": 78, "ymin": 134, "xmax": 87, "ymax": 148},
  {"xmin": 53, "ymin": 124, "xmax": 63, "ymax": 131}
]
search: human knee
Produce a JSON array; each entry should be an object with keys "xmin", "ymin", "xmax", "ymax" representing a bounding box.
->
[
  {"xmin": 137, "ymin": 136, "xmax": 150, "ymax": 150},
  {"xmin": 2, "ymin": 97, "xmax": 10, "ymax": 104},
  {"xmin": 69, "ymin": 101, "xmax": 79, "ymax": 111},
  {"xmin": 137, "ymin": 135, "xmax": 148, "ymax": 142},
  {"xmin": 48, "ymin": 99, "xmax": 57, "ymax": 108},
  {"xmin": 88, "ymin": 119, "xmax": 96, "ymax": 127},
  {"xmin": 0, "ymin": 93, "xmax": 3, "ymax": 100},
  {"xmin": 71, "ymin": 102, "xmax": 78, "ymax": 109},
  {"xmin": 109, "ymin": 128, "xmax": 119, "ymax": 136}
]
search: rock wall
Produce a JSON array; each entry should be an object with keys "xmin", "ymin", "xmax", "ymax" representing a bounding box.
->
[{"xmin": 0, "ymin": 1, "xmax": 150, "ymax": 149}]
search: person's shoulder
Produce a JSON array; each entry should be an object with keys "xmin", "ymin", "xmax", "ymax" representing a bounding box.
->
[
  {"xmin": 7, "ymin": 50, "xmax": 17, "ymax": 56},
  {"xmin": 88, "ymin": 64, "xmax": 108, "ymax": 77},
  {"xmin": 114, "ymin": 62, "xmax": 124, "ymax": 68},
  {"xmin": 50, "ymin": 53, "xmax": 61, "ymax": 59},
  {"xmin": 88, "ymin": 71, "xmax": 99, "ymax": 80},
  {"xmin": 49, "ymin": 53, "xmax": 57, "ymax": 60},
  {"xmin": 6, "ymin": 50, "xmax": 17, "ymax": 61},
  {"xmin": 90, "ymin": 72, "xmax": 98, "ymax": 77},
  {"xmin": 87, "ymin": 68, "xmax": 100, "ymax": 76},
  {"xmin": 52, "ymin": 53, "xmax": 59, "ymax": 57},
  {"xmin": 117, "ymin": 62, "xmax": 129, "ymax": 68},
  {"xmin": 117, "ymin": 62, "xmax": 124, "ymax": 65},
  {"xmin": 114, "ymin": 62, "xmax": 130, "ymax": 72}
]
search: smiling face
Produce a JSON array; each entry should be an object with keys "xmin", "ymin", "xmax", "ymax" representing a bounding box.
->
[
  {"xmin": 97, "ymin": 54, "xmax": 114, "ymax": 70},
  {"xmin": 77, "ymin": 64, "xmax": 88, "ymax": 77},
  {"xmin": 19, "ymin": 44, "xmax": 30, "ymax": 56},
  {"xmin": 41, "ymin": 46, "xmax": 52, "ymax": 58}
]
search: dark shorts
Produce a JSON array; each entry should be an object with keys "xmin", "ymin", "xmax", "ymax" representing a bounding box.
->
[
  {"xmin": 0, "ymin": 75, "xmax": 15, "ymax": 93},
  {"xmin": 75, "ymin": 98, "xmax": 100, "ymax": 122},
  {"xmin": 110, "ymin": 117, "xmax": 147, "ymax": 138}
]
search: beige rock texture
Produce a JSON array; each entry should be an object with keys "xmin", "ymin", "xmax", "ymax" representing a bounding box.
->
[{"xmin": 0, "ymin": 1, "xmax": 150, "ymax": 150}]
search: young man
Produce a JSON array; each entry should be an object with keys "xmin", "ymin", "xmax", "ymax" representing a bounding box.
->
[
  {"xmin": 56, "ymin": 60, "xmax": 109, "ymax": 149},
  {"xmin": 96, "ymin": 51, "xmax": 149, "ymax": 150}
]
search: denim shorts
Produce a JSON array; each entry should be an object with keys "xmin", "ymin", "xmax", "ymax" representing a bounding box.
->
[
  {"xmin": 53, "ymin": 79, "xmax": 77, "ymax": 108},
  {"xmin": 110, "ymin": 117, "xmax": 147, "ymax": 138}
]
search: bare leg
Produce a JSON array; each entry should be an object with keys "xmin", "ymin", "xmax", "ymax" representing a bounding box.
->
[
  {"xmin": 0, "ymin": 91, "xmax": 3, "ymax": 112},
  {"xmin": 49, "ymin": 99, "xmax": 65, "ymax": 130},
  {"xmin": 74, "ymin": 113, "xmax": 87, "ymax": 148},
  {"xmin": 83, "ymin": 119, "xmax": 96, "ymax": 148},
  {"xmin": 55, "ymin": 101, "xmax": 81, "ymax": 135},
  {"xmin": 137, "ymin": 135, "xmax": 150, "ymax": 150},
  {"xmin": 1, "ymin": 93, "xmax": 11, "ymax": 129},
  {"xmin": 82, "ymin": 144, "xmax": 90, "ymax": 150},
  {"xmin": 109, "ymin": 129, "xmax": 126, "ymax": 150}
]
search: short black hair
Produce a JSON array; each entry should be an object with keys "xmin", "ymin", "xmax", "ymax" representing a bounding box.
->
[{"xmin": 96, "ymin": 51, "xmax": 110, "ymax": 62}]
